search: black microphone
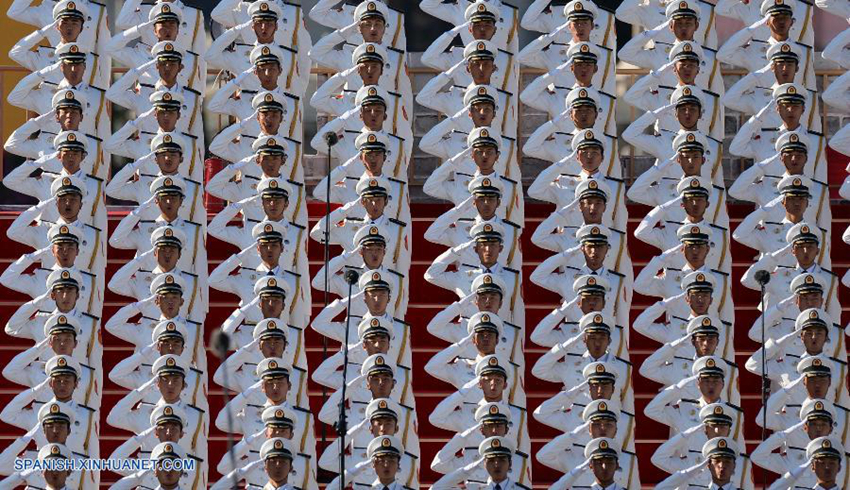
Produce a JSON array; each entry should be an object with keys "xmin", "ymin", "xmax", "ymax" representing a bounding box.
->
[
  {"xmin": 210, "ymin": 328, "xmax": 231, "ymax": 359},
  {"xmin": 754, "ymin": 270, "xmax": 770, "ymax": 286},
  {"xmin": 324, "ymin": 132, "xmax": 339, "ymax": 147},
  {"xmin": 344, "ymin": 269, "xmax": 360, "ymax": 285}
]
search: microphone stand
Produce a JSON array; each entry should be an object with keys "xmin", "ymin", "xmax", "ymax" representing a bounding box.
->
[
  {"xmin": 321, "ymin": 132, "xmax": 338, "ymax": 450},
  {"xmin": 755, "ymin": 269, "xmax": 770, "ymax": 489},
  {"xmin": 339, "ymin": 270, "xmax": 360, "ymax": 490}
]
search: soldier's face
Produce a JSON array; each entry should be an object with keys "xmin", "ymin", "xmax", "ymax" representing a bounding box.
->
[
  {"xmin": 266, "ymin": 426, "xmax": 293, "ymax": 439},
  {"xmin": 57, "ymin": 17, "xmax": 83, "ymax": 42},
  {"xmin": 364, "ymin": 289, "xmax": 390, "ymax": 315},
  {"xmin": 360, "ymin": 103, "xmax": 388, "ymax": 130},
  {"xmin": 55, "ymin": 107, "xmax": 83, "ymax": 131},
  {"xmin": 800, "ymin": 327, "xmax": 828, "ymax": 354},
  {"xmin": 257, "ymin": 240, "xmax": 283, "ymax": 266},
  {"xmin": 60, "ymin": 61, "xmax": 85, "ymax": 85},
  {"xmin": 54, "ymin": 145, "xmax": 83, "ymax": 181},
  {"xmin": 260, "ymin": 337, "xmax": 286, "ymax": 358},
  {"xmin": 704, "ymin": 423, "xmax": 731, "ymax": 439},
  {"xmin": 578, "ymin": 294, "xmax": 605, "ymax": 314},
  {"xmin": 56, "ymin": 193, "xmax": 83, "ymax": 221},
  {"xmin": 156, "ymin": 108, "xmax": 180, "ymax": 132},
  {"xmin": 42, "ymin": 421, "xmax": 70, "ymax": 444},
  {"xmin": 154, "ymin": 421, "xmax": 184, "ymax": 442},
  {"xmin": 470, "ymin": 19, "xmax": 497, "ymax": 40},
  {"xmin": 475, "ymin": 240, "xmax": 503, "ymax": 266},
  {"xmin": 812, "ymin": 456, "xmax": 842, "ymax": 482},
  {"xmin": 156, "ymin": 60, "xmax": 183, "ymax": 84},
  {"xmin": 366, "ymin": 372, "xmax": 395, "ymax": 397},
  {"xmin": 155, "ymin": 244, "xmax": 181, "ymax": 271},
  {"xmin": 50, "ymin": 332, "xmax": 77, "ymax": 356},
  {"xmin": 361, "ymin": 195, "xmax": 387, "ymax": 219},
  {"xmin": 682, "ymin": 195, "xmax": 708, "ymax": 219},
  {"xmin": 674, "ymin": 59, "xmax": 700, "ymax": 85},
  {"xmin": 157, "ymin": 374, "xmax": 185, "ymax": 402},
  {"xmin": 584, "ymin": 331, "xmax": 611, "ymax": 358},
  {"xmin": 370, "ymin": 416, "xmax": 398, "ymax": 436},
  {"xmin": 691, "ymin": 333, "xmax": 719, "ymax": 356},
  {"xmin": 697, "ymin": 375, "xmax": 724, "ymax": 401},
  {"xmin": 358, "ymin": 61, "xmax": 384, "ymax": 85},
  {"xmin": 474, "ymin": 195, "xmax": 500, "ymax": 220},
  {"xmin": 796, "ymin": 291, "xmax": 823, "ymax": 310},
  {"xmin": 156, "ymin": 292, "xmax": 184, "ymax": 318},
  {"xmin": 157, "ymin": 338, "xmax": 185, "ymax": 356},
  {"xmin": 155, "ymin": 150, "xmax": 183, "ymax": 174},
  {"xmin": 43, "ymin": 469, "xmax": 71, "ymax": 489},
  {"xmin": 265, "ymin": 456, "xmax": 293, "ymax": 484},
  {"xmin": 682, "ymin": 242, "xmax": 709, "ymax": 266},
  {"xmin": 777, "ymin": 101, "xmax": 805, "ymax": 128},
  {"xmin": 257, "ymin": 110, "xmax": 283, "ymax": 134},
  {"xmin": 805, "ymin": 418, "xmax": 833, "ymax": 438},
  {"xmin": 581, "ymin": 242, "xmax": 609, "ymax": 269},
  {"xmin": 478, "ymin": 373, "xmax": 506, "ymax": 400},
  {"xmin": 50, "ymin": 286, "xmax": 79, "ymax": 312},
  {"xmin": 579, "ymin": 197, "xmax": 606, "ymax": 224},
  {"xmin": 773, "ymin": 60, "xmax": 798, "ymax": 84},
  {"xmin": 670, "ymin": 17, "xmax": 698, "ymax": 40},
  {"xmin": 577, "ymin": 146, "xmax": 603, "ymax": 173},
  {"xmin": 480, "ymin": 422, "xmax": 508, "ymax": 437},
  {"xmin": 262, "ymin": 376, "xmax": 291, "ymax": 403},
  {"xmin": 372, "ymin": 454, "xmax": 400, "ymax": 482},
  {"xmin": 571, "ymin": 61, "xmax": 597, "ymax": 86},
  {"xmin": 52, "ymin": 242, "xmax": 79, "ymax": 268},
  {"xmin": 475, "ymin": 292, "xmax": 502, "ymax": 313},
  {"xmin": 469, "ymin": 102, "xmax": 496, "ymax": 127},
  {"xmin": 780, "ymin": 150, "xmax": 807, "ymax": 174},
  {"xmin": 589, "ymin": 380, "xmax": 614, "ymax": 400},
  {"xmin": 257, "ymin": 154, "xmax": 285, "ymax": 178},
  {"xmin": 590, "ymin": 456, "xmax": 619, "ymax": 484},
  {"xmin": 467, "ymin": 58, "xmax": 496, "ymax": 85},
  {"xmin": 767, "ymin": 13, "xmax": 794, "ymax": 39},
  {"xmin": 590, "ymin": 418, "xmax": 617, "ymax": 438},
  {"xmin": 792, "ymin": 241, "xmax": 819, "ymax": 268},
  {"xmin": 155, "ymin": 193, "xmax": 183, "ymax": 219},
  {"xmin": 686, "ymin": 290, "xmax": 713, "ymax": 315},
  {"xmin": 782, "ymin": 195, "xmax": 809, "ymax": 217},
  {"xmin": 50, "ymin": 374, "xmax": 78, "ymax": 400},
  {"xmin": 360, "ymin": 243, "xmax": 386, "ymax": 268},
  {"xmin": 255, "ymin": 62, "xmax": 282, "ymax": 89},
  {"xmin": 154, "ymin": 19, "xmax": 179, "ymax": 41},
  {"xmin": 570, "ymin": 105, "xmax": 598, "ymax": 129},
  {"xmin": 708, "ymin": 456, "xmax": 736, "ymax": 483},
  {"xmin": 472, "ymin": 145, "xmax": 500, "ymax": 172},
  {"xmin": 359, "ymin": 18, "xmax": 386, "ymax": 42},
  {"xmin": 253, "ymin": 19, "xmax": 278, "ymax": 43},
  {"xmin": 484, "ymin": 455, "xmax": 511, "ymax": 481},
  {"xmin": 675, "ymin": 103, "xmax": 701, "ymax": 130},
  {"xmin": 361, "ymin": 150, "xmax": 386, "ymax": 175},
  {"xmin": 262, "ymin": 196, "xmax": 288, "ymax": 221},
  {"xmin": 260, "ymin": 294, "xmax": 285, "ymax": 318},
  {"xmin": 473, "ymin": 330, "xmax": 498, "ymax": 355},
  {"xmin": 362, "ymin": 334, "xmax": 390, "ymax": 356},
  {"xmin": 568, "ymin": 18, "xmax": 592, "ymax": 41}
]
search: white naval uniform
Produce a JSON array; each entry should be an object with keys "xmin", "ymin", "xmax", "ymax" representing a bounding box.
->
[
  {"xmin": 311, "ymin": 108, "xmax": 413, "ymax": 165},
  {"xmin": 517, "ymin": 36, "xmax": 616, "ymax": 93},
  {"xmin": 317, "ymin": 367, "xmax": 416, "ymax": 425},
  {"xmin": 317, "ymin": 406, "xmax": 419, "ymax": 471},
  {"xmin": 0, "ymin": 252, "xmax": 101, "ymax": 315},
  {"xmin": 655, "ymin": 453, "xmax": 754, "ymax": 490},
  {"xmin": 522, "ymin": 0, "xmax": 616, "ymax": 49},
  {"xmin": 215, "ymin": 433, "xmax": 317, "ymax": 490},
  {"xmin": 616, "ymin": 0, "xmax": 718, "ymax": 48},
  {"xmin": 521, "ymin": 71, "xmax": 617, "ymax": 121},
  {"xmin": 635, "ymin": 211, "xmax": 731, "ymax": 259},
  {"xmin": 741, "ymin": 260, "xmax": 840, "ymax": 318},
  {"xmin": 206, "ymin": 75, "xmax": 302, "ymax": 133},
  {"xmin": 105, "ymin": 302, "xmax": 205, "ymax": 370},
  {"xmin": 310, "ymin": 65, "xmax": 413, "ymax": 120},
  {"xmin": 211, "ymin": 0, "xmax": 312, "ymax": 53},
  {"xmin": 208, "ymin": 205, "xmax": 307, "ymax": 268},
  {"xmin": 104, "ymin": 28, "xmax": 204, "ymax": 91},
  {"xmin": 6, "ymin": 205, "xmax": 106, "ymax": 275},
  {"xmin": 205, "ymin": 33, "xmax": 306, "ymax": 97},
  {"xmin": 109, "ymin": 210, "xmax": 206, "ymax": 276},
  {"xmin": 530, "ymin": 262, "xmax": 631, "ymax": 327},
  {"xmin": 415, "ymin": 75, "xmax": 517, "ymax": 138},
  {"xmin": 645, "ymin": 389, "xmax": 743, "ymax": 436},
  {"xmin": 425, "ymin": 209, "xmax": 523, "ymax": 270},
  {"xmin": 114, "ymin": 0, "xmax": 207, "ymax": 54},
  {"xmin": 8, "ymin": 30, "xmax": 110, "ymax": 88},
  {"xmin": 0, "ymin": 394, "xmax": 98, "ymax": 453},
  {"xmin": 431, "ymin": 448, "xmax": 529, "ymax": 490},
  {"xmin": 6, "ymin": 0, "xmax": 110, "ymax": 54},
  {"xmin": 106, "ymin": 394, "xmax": 208, "ymax": 455},
  {"xmin": 108, "ymin": 345, "xmax": 207, "ymax": 410},
  {"xmin": 729, "ymin": 165, "xmax": 831, "ymax": 224},
  {"xmin": 723, "ymin": 65, "xmax": 812, "ymax": 115},
  {"xmin": 5, "ymin": 301, "xmax": 101, "ymax": 362},
  {"xmin": 619, "ymin": 34, "xmax": 724, "ymax": 95},
  {"xmin": 108, "ymin": 257, "xmax": 206, "ymax": 321},
  {"xmin": 421, "ymin": 30, "xmax": 518, "ymax": 93},
  {"xmin": 420, "ymin": 0, "xmax": 519, "ymax": 51},
  {"xmin": 425, "ymin": 254, "xmax": 524, "ymax": 326},
  {"xmin": 718, "ymin": 25, "xmax": 815, "ymax": 86},
  {"xmin": 104, "ymin": 124, "xmax": 204, "ymax": 181},
  {"xmin": 423, "ymin": 164, "xmax": 523, "ymax": 223},
  {"xmin": 105, "ymin": 164, "xmax": 205, "ymax": 224},
  {"xmin": 732, "ymin": 205, "xmax": 831, "ymax": 260},
  {"xmin": 7, "ymin": 75, "xmax": 110, "ymax": 140},
  {"xmin": 106, "ymin": 73, "xmax": 202, "ymax": 136},
  {"xmin": 313, "ymin": 167, "xmax": 410, "ymax": 224},
  {"xmin": 215, "ymin": 394, "xmax": 315, "ymax": 458},
  {"xmin": 2, "ymin": 343, "xmax": 101, "ymax": 408},
  {"xmin": 635, "ymin": 253, "xmax": 732, "ymax": 305}
]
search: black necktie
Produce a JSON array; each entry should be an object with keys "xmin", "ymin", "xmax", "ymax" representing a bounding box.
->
[
  {"xmin": 266, "ymin": 270, "xmax": 275, "ymax": 276},
  {"xmin": 495, "ymin": 485, "xmax": 502, "ymax": 490},
  {"xmin": 383, "ymin": 486, "xmax": 390, "ymax": 490}
]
